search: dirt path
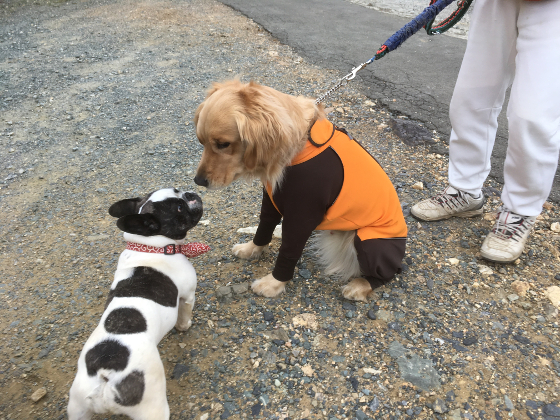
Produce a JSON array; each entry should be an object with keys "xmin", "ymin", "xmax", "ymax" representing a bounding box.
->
[{"xmin": 1, "ymin": 0, "xmax": 559, "ymax": 419}]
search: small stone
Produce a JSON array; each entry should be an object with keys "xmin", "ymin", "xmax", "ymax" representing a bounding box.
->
[
  {"xmin": 263, "ymin": 311, "xmax": 274, "ymax": 322},
  {"xmin": 504, "ymin": 395, "xmax": 514, "ymax": 411},
  {"xmin": 478, "ymin": 265, "xmax": 493, "ymax": 276},
  {"xmin": 367, "ymin": 309, "xmax": 376, "ymax": 320},
  {"xmin": 171, "ymin": 363, "xmax": 189, "ymax": 379},
  {"xmin": 448, "ymin": 258, "xmax": 460, "ymax": 265},
  {"xmin": 356, "ymin": 409, "xmax": 367, "ymax": 420},
  {"xmin": 412, "ymin": 181, "xmax": 424, "ymax": 190},
  {"xmin": 544, "ymin": 286, "xmax": 560, "ymax": 308},
  {"xmin": 543, "ymin": 403, "xmax": 560, "ymax": 417},
  {"xmin": 232, "ymin": 283, "xmax": 248, "ymax": 295},
  {"xmin": 507, "ymin": 294, "xmax": 519, "ymax": 302},
  {"xmin": 31, "ymin": 387, "xmax": 47, "ymax": 402},
  {"xmin": 298, "ymin": 269, "xmax": 311, "ymax": 279},
  {"xmin": 463, "ymin": 336, "xmax": 477, "ymax": 346},
  {"xmin": 292, "ymin": 313, "xmax": 318, "ymax": 330},
  {"xmin": 550, "ymin": 222, "xmax": 560, "ymax": 233},
  {"xmin": 375, "ymin": 309, "xmax": 392, "ymax": 322},
  {"xmin": 216, "ymin": 286, "xmax": 232, "ymax": 301},
  {"xmin": 369, "ymin": 396, "xmax": 381, "ymax": 412},
  {"xmin": 511, "ymin": 280, "xmax": 530, "ymax": 297},
  {"xmin": 433, "ymin": 398, "xmax": 448, "ymax": 414}
]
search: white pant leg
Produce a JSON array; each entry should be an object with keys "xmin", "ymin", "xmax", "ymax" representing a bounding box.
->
[
  {"xmin": 501, "ymin": 0, "xmax": 560, "ymax": 216},
  {"xmin": 448, "ymin": 0, "xmax": 519, "ymax": 196}
]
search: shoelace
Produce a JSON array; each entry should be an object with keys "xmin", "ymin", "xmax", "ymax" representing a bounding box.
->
[
  {"xmin": 492, "ymin": 207, "xmax": 535, "ymax": 242},
  {"xmin": 430, "ymin": 187, "xmax": 471, "ymax": 210}
]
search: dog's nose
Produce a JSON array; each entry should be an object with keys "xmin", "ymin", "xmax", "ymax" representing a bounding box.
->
[{"xmin": 194, "ymin": 175, "xmax": 208, "ymax": 187}]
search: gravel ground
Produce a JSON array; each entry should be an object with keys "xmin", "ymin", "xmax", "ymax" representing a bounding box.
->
[{"xmin": 1, "ymin": 0, "xmax": 560, "ymax": 419}]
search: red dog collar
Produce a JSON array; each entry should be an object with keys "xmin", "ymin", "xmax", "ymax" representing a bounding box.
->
[{"xmin": 126, "ymin": 242, "xmax": 210, "ymax": 258}]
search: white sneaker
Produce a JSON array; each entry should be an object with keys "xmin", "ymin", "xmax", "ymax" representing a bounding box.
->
[
  {"xmin": 480, "ymin": 206, "xmax": 536, "ymax": 263},
  {"xmin": 410, "ymin": 186, "xmax": 485, "ymax": 221}
]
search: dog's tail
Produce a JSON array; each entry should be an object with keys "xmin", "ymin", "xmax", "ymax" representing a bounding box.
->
[{"xmin": 310, "ymin": 230, "xmax": 361, "ymax": 282}]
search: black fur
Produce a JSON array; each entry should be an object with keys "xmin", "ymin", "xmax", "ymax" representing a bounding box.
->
[
  {"xmin": 115, "ymin": 370, "xmax": 145, "ymax": 406},
  {"xmin": 105, "ymin": 266, "xmax": 178, "ymax": 308},
  {"xmin": 104, "ymin": 307, "xmax": 147, "ymax": 335},
  {"xmin": 85, "ymin": 340, "xmax": 130, "ymax": 376},
  {"xmin": 110, "ymin": 190, "xmax": 203, "ymax": 240}
]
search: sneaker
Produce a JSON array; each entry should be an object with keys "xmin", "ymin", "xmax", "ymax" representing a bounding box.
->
[
  {"xmin": 410, "ymin": 186, "xmax": 485, "ymax": 221},
  {"xmin": 480, "ymin": 206, "xmax": 536, "ymax": 263}
]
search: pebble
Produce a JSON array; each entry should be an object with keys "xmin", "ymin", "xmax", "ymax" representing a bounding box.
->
[
  {"xmin": 31, "ymin": 387, "xmax": 47, "ymax": 403},
  {"xmin": 433, "ymin": 398, "xmax": 448, "ymax": 414},
  {"xmin": 366, "ymin": 309, "xmax": 376, "ymax": 320},
  {"xmin": 263, "ymin": 311, "xmax": 274, "ymax": 322},
  {"xmin": 544, "ymin": 286, "xmax": 560, "ymax": 308},
  {"xmin": 511, "ymin": 280, "xmax": 530, "ymax": 297}
]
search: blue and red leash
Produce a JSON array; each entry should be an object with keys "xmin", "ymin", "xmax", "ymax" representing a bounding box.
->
[{"xmin": 316, "ymin": 0, "xmax": 473, "ymax": 104}]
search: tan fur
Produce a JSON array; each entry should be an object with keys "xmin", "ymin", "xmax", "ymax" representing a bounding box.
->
[
  {"xmin": 232, "ymin": 240, "xmax": 267, "ymax": 259},
  {"xmin": 194, "ymin": 79, "xmax": 325, "ymax": 191},
  {"xmin": 251, "ymin": 274, "xmax": 287, "ymax": 297},
  {"xmin": 341, "ymin": 278, "xmax": 375, "ymax": 302},
  {"xmin": 195, "ymin": 80, "xmax": 372, "ymax": 301}
]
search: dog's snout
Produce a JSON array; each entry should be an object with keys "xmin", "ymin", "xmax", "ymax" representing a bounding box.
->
[{"xmin": 194, "ymin": 175, "xmax": 209, "ymax": 187}]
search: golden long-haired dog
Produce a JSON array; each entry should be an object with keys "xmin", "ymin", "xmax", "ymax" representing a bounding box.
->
[{"xmin": 194, "ymin": 80, "xmax": 407, "ymax": 302}]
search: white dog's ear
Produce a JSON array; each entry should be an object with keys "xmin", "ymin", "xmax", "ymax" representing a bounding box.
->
[
  {"xmin": 116, "ymin": 214, "xmax": 160, "ymax": 236},
  {"xmin": 109, "ymin": 198, "xmax": 143, "ymax": 218}
]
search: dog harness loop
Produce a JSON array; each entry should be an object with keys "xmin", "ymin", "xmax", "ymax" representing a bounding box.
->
[{"xmin": 126, "ymin": 242, "xmax": 210, "ymax": 258}]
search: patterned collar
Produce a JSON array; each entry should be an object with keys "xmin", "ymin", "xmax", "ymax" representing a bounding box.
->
[{"xmin": 126, "ymin": 242, "xmax": 210, "ymax": 258}]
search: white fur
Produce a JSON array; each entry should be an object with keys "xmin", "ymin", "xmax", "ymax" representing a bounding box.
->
[
  {"xmin": 310, "ymin": 230, "xmax": 361, "ymax": 281},
  {"xmin": 68, "ymin": 201, "xmax": 197, "ymax": 420}
]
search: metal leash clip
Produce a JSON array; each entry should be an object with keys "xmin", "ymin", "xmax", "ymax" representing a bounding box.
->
[{"xmin": 315, "ymin": 62, "xmax": 369, "ymax": 104}]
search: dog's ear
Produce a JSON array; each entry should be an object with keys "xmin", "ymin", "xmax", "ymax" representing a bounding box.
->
[
  {"xmin": 236, "ymin": 85, "xmax": 288, "ymax": 171},
  {"xmin": 194, "ymin": 101, "xmax": 204, "ymax": 128},
  {"xmin": 116, "ymin": 214, "xmax": 160, "ymax": 236},
  {"xmin": 109, "ymin": 198, "xmax": 143, "ymax": 218}
]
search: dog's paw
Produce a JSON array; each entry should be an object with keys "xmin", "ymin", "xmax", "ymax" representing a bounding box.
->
[
  {"xmin": 175, "ymin": 319, "xmax": 192, "ymax": 331},
  {"xmin": 232, "ymin": 241, "xmax": 266, "ymax": 259},
  {"xmin": 251, "ymin": 274, "xmax": 286, "ymax": 297},
  {"xmin": 341, "ymin": 278, "xmax": 374, "ymax": 302}
]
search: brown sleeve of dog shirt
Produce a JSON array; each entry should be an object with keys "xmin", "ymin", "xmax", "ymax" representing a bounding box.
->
[{"xmin": 253, "ymin": 148, "xmax": 344, "ymax": 281}]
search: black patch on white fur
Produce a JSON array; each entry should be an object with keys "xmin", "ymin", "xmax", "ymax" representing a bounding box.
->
[
  {"xmin": 115, "ymin": 370, "xmax": 145, "ymax": 406},
  {"xmin": 104, "ymin": 307, "xmax": 147, "ymax": 334},
  {"xmin": 112, "ymin": 190, "xmax": 203, "ymax": 239},
  {"xmin": 85, "ymin": 339, "xmax": 130, "ymax": 376},
  {"xmin": 105, "ymin": 266, "xmax": 178, "ymax": 308}
]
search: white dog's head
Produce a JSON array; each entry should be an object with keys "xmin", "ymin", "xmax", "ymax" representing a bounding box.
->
[{"xmin": 108, "ymin": 188, "xmax": 203, "ymax": 240}]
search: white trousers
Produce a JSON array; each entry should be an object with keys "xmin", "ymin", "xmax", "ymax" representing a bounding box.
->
[{"xmin": 448, "ymin": 0, "xmax": 560, "ymax": 216}]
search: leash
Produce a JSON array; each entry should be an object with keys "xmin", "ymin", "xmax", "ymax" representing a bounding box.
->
[{"xmin": 315, "ymin": 0, "xmax": 473, "ymax": 104}]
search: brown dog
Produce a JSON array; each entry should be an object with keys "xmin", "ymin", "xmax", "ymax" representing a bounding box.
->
[{"xmin": 194, "ymin": 80, "xmax": 407, "ymax": 301}]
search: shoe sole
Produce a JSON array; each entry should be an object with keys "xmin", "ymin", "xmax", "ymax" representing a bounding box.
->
[
  {"xmin": 479, "ymin": 249, "xmax": 521, "ymax": 264},
  {"xmin": 410, "ymin": 207, "xmax": 484, "ymax": 222}
]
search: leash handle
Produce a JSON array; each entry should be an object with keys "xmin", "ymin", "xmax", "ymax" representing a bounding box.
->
[{"xmin": 425, "ymin": 0, "xmax": 473, "ymax": 35}]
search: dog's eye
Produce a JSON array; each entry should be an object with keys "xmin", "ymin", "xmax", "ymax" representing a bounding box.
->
[
  {"xmin": 177, "ymin": 204, "xmax": 183, "ymax": 212},
  {"xmin": 216, "ymin": 142, "xmax": 230, "ymax": 150}
]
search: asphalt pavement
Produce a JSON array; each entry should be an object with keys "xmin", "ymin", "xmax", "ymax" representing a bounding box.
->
[{"xmin": 218, "ymin": 0, "xmax": 560, "ymax": 203}]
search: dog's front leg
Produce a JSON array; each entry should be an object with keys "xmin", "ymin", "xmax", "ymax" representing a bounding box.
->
[
  {"xmin": 232, "ymin": 240, "xmax": 267, "ymax": 259},
  {"xmin": 175, "ymin": 296, "xmax": 194, "ymax": 331},
  {"xmin": 251, "ymin": 273, "xmax": 286, "ymax": 297}
]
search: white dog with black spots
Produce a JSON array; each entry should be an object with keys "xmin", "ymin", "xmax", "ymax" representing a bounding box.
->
[{"xmin": 68, "ymin": 188, "xmax": 209, "ymax": 420}]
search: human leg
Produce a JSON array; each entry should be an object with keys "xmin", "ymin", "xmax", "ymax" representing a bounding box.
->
[{"xmin": 447, "ymin": 0, "xmax": 519, "ymax": 196}]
